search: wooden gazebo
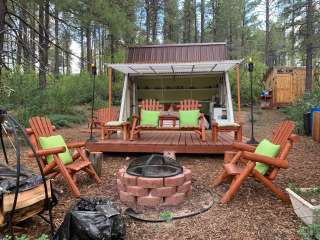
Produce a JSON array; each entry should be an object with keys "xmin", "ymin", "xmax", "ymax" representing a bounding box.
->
[{"xmin": 87, "ymin": 42, "xmax": 244, "ymax": 154}]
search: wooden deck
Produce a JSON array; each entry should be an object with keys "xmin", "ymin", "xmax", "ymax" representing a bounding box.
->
[{"xmin": 86, "ymin": 131, "xmax": 242, "ymax": 154}]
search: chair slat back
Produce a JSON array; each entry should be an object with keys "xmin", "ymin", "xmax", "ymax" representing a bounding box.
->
[
  {"xmin": 267, "ymin": 121, "xmax": 295, "ymax": 180},
  {"xmin": 28, "ymin": 116, "xmax": 56, "ymax": 167},
  {"xmin": 29, "ymin": 116, "xmax": 54, "ymax": 138},
  {"xmin": 178, "ymin": 99, "xmax": 202, "ymax": 110},
  {"xmin": 96, "ymin": 107, "xmax": 119, "ymax": 122},
  {"xmin": 271, "ymin": 121, "xmax": 295, "ymax": 151},
  {"xmin": 140, "ymin": 99, "xmax": 163, "ymax": 111}
]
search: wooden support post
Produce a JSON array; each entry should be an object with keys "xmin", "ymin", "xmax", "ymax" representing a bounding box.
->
[
  {"xmin": 236, "ymin": 64, "xmax": 241, "ymax": 122},
  {"xmin": 88, "ymin": 151, "xmax": 103, "ymax": 177},
  {"xmin": 108, "ymin": 67, "xmax": 113, "ymax": 120}
]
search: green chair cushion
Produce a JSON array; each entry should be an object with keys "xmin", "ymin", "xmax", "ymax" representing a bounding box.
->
[
  {"xmin": 254, "ymin": 139, "xmax": 280, "ymax": 175},
  {"xmin": 140, "ymin": 110, "xmax": 160, "ymax": 127},
  {"xmin": 39, "ymin": 135, "xmax": 73, "ymax": 165},
  {"xmin": 179, "ymin": 110, "xmax": 200, "ymax": 127},
  {"xmin": 106, "ymin": 121, "xmax": 122, "ymax": 126}
]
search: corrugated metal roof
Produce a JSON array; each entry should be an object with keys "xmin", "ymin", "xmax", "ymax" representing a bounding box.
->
[{"xmin": 126, "ymin": 42, "xmax": 228, "ymax": 64}]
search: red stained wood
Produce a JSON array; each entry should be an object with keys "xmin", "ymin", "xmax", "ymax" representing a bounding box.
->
[
  {"xmin": 213, "ymin": 120, "xmax": 298, "ymax": 204},
  {"xmin": 86, "ymin": 131, "xmax": 237, "ymax": 154},
  {"xmin": 126, "ymin": 43, "xmax": 227, "ymax": 64},
  {"xmin": 27, "ymin": 116, "xmax": 101, "ymax": 198}
]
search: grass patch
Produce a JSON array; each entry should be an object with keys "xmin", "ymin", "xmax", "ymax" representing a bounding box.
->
[{"xmin": 160, "ymin": 210, "xmax": 173, "ymax": 223}]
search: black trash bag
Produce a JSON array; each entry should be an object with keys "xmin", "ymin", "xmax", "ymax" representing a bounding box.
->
[{"xmin": 54, "ymin": 198, "xmax": 125, "ymax": 240}]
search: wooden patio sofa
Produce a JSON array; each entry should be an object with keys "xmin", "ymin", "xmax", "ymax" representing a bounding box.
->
[
  {"xmin": 213, "ymin": 121, "xmax": 299, "ymax": 203},
  {"xmin": 130, "ymin": 99, "xmax": 206, "ymax": 142}
]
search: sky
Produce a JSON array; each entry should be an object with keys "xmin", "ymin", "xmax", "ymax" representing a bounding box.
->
[{"xmin": 70, "ymin": 40, "xmax": 81, "ymax": 73}]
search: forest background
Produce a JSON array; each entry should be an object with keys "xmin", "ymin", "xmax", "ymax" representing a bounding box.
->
[{"xmin": 0, "ymin": 0, "xmax": 319, "ymax": 127}]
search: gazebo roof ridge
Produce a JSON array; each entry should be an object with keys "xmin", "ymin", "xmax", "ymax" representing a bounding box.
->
[{"xmin": 127, "ymin": 42, "xmax": 227, "ymax": 48}]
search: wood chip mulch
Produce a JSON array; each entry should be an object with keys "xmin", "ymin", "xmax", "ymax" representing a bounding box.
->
[{"xmin": 1, "ymin": 108, "xmax": 320, "ymax": 239}]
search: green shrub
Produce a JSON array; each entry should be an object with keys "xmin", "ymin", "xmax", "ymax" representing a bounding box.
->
[
  {"xmin": 230, "ymin": 56, "xmax": 266, "ymax": 105},
  {"xmin": 0, "ymin": 69, "xmax": 123, "ymax": 126},
  {"xmin": 298, "ymin": 224, "xmax": 320, "ymax": 240},
  {"xmin": 160, "ymin": 210, "xmax": 173, "ymax": 223},
  {"xmin": 281, "ymin": 90, "xmax": 320, "ymax": 134},
  {"xmin": 48, "ymin": 113, "xmax": 86, "ymax": 128}
]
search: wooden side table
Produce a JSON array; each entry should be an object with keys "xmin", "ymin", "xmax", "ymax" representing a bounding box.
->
[
  {"xmin": 159, "ymin": 115, "xmax": 179, "ymax": 127},
  {"xmin": 101, "ymin": 122, "xmax": 130, "ymax": 140},
  {"xmin": 211, "ymin": 121, "xmax": 242, "ymax": 143}
]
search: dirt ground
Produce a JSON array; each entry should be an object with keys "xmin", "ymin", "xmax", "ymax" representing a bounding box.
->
[{"xmin": 2, "ymin": 108, "xmax": 320, "ymax": 239}]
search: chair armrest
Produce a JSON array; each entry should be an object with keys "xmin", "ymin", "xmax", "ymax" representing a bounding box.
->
[
  {"xmin": 232, "ymin": 142, "xmax": 256, "ymax": 152},
  {"xmin": 289, "ymin": 134, "xmax": 300, "ymax": 143},
  {"xmin": 67, "ymin": 141, "xmax": 85, "ymax": 149},
  {"xmin": 94, "ymin": 120, "xmax": 105, "ymax": 126},
  {"xmin": 28, "ymin": 146, "xmax": 66, "ymax": 158},
  {"xmin": 242, "ymin": 151, "xmax": 288, "ymax": 169}
]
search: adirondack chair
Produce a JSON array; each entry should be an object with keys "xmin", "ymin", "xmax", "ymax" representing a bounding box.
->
[
  {"xmin": 90, "ymin": 107, "xmax": 120, "ymax": 128},
  {"xmin": 89, "ymin": 107, "xmax": 129, "ymax": 140},
  {"xmin": 26, "ymin": 116, "xmax": 101, "ymax": 198},
  {"xmin": 213, "ymin": 121, "xmax": 299, "ymax": 204},
  {"xmin": 130, "ymin": 99, "xmax": 164, "ymax": 140},
  {"xmin": 177, "ymin": 99, "xmax": 206, "ymax": 142}
]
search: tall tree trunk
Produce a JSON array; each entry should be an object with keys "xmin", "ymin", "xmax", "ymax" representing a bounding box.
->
[
  {"xmin": 240, "ymin": 1, "xmax": 246, "ymax": 56},
  {"xmin": 200, "ymin": 0, "xmax": 205, "ymax": 42},
  {"xmin": 62, "ymin": 52, "xmax": 65, "ymax": 74},
  {"xmin": 93, "ymin": 24, "xmax": 96, "ymax": 65},
  {"xmin": 110, "ymin": 33, "xmax": 115, "ymax": 64},
  {"xmin": 21, "ymin": 0, "xmax": 29, "ymax": 71},
  {"xmin": 101, "ymin": 27, "xmax": 106, "ymax": 73},
  {"xmin": 265, "ymin": 0, "xmax": 272, "ymax": 69},
  {"xmin": 16, "ymin": 12, "xmax": 23, "ymax": 66},
  {"xmin": 0, "ymin": 0, "xmax": 6, "ymax": 76},
  {"xmin": 54, "ymin": 7, "xmax": 59, "ymax": 77},
  {"xmin": 188, "ymin": 1, "xmax": 192, "ymax": 42},
  {"xmin": 80, "ymin": 27, "xmax": 84, "ymax": 72},
  {"xmin": 110, "ymin": 33, "xmax": 115, "ymax": 83},
  {"xmin": 194, "ymin": 0, "xmax": 198, "ymax": 43},
  {"xmin": 305, "ymin": 0, "xmax": 314, "ymax": 94},
  {"xmin": 86, "ymin": 24, "xmax": 92, "ymax": 72},
  {"xmin": 151, "ymin": 0, "xmax": 158, "ymax": 43},
  {"xmin": 66, "ymin": 51, "xmax": 71, "ymax": 74},
  {"xmin": 290, "ymin": 0, "xmax": 295, "ymax": 66},
  {"xmin": 44, "ymin": 1, "xmax": 49, "ymax": 77},
  {"xmin": 228, "ymin": 20, "xmax": 233, "ymax": 58},
  {"xmin": 98, "ymin": 26, "xmax": 103, "ymax": 75},
  {"xmin": 30, "ymin": 2, "xmax": 36, "ymax": 70},
  {"xmin": 211, "ymin": 0, "xmax": 217, "ymax": 40},
  {"xmin": 145, "ymin": 0, "xmax": 150, "ymax": 43},
  {"xmin": 38, "ymin": 1, "xmax": 46, "ymax": 90}
]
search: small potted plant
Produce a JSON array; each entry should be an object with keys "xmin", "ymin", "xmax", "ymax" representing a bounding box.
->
[{"xmin": 286, "ymin": 185, "xmax": 320, "ymax": 225}]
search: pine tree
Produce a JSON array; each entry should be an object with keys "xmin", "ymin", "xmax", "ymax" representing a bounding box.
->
[{"xmin": 163, "ymin": 0, "xmax": 179, "ymax": 43}]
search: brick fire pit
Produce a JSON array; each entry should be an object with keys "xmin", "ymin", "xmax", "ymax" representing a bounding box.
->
[{"xmin": 117, "ymin": 166, "xmax": 192, "ymax": 207}]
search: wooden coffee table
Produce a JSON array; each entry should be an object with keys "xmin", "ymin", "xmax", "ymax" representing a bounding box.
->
[{"xmin": 159, "ymin": 114, "xmax": 179, "ymax": 127}]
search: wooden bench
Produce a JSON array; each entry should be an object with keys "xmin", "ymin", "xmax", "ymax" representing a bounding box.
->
[{"xmin": 130, "ymin": 99, "xmax": 206, "ymax": 142}]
